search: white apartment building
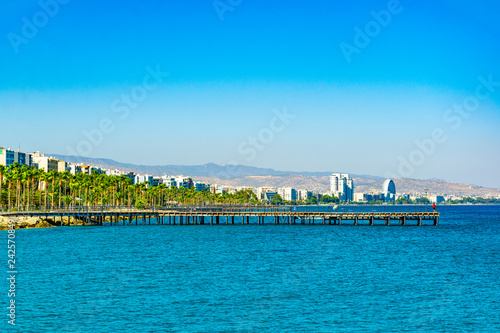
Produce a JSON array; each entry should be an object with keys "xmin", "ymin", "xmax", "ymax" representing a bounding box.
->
[
  {"xmin": 69, "ymin": 164, "xmax": 82, "ymax": 175},
  {"xmin": 257, "ymin": 187, "xmax": 276, "ymax": 201},
  {"xmin": 174, "ymin": 176, "xmax": 193, "ymax": 189},
  {"xmin": 278, "ymin": 187, "xmax": 297, "ymax": 201},
  {"xmin": 135, "ymin": 174, "xmax": 153, "ymax": 185},
  {"xmin": 298, "ymin": 190, "xmax": 313, "ymax": 201},
  {"xmin": 194, "ymin": 182, "xmax": 210, "ymax": 191},
  {"xmin": 161, "ymin": 176, "xmax": 177, "ymax": 188},
  {"xmin": 330, "ymin": 173, "xmax": 354, "ymax": 202},
  {"xmin": 31, "ymin": 153, "xmax": 59, "ymax": 172}
]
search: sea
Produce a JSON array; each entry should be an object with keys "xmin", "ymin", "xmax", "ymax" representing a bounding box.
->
[{"xmin": 3, "ymin": 205, "xmax": 499, "ymax": 332}]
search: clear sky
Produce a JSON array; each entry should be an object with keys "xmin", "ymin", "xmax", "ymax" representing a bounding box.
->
[{"xmin": 1, "ymin": 0, "xmax": 499, "ymax": 188}]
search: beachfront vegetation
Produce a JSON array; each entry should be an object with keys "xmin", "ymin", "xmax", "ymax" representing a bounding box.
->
[
  {"xmin": 446, "ymin": 197, "xmax": 500, "ymax": 204},
  {"xmin": 0, "ymin": 163, "xmax": 260, "ymax": 211}
]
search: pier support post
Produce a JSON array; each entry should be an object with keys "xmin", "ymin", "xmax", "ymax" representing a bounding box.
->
[
  {"xmin": 354, "ymin": 216, "xmax": 358, "ymax": 226},
  {"xmin": 434, "ymin": 216, "xmax": 439, "ymax": 226},
  {"xmin": 418, "ymin": 216, "xmax": 422, "ymax": 226},
  {"xmin": 369, "ymin": 216, "xmax": 374, "ymax": 226},
  {"xmin": 386, "ymin": 216, "xmax": 391, "ymax": 226},
  {"xmin": 338, "ymin": 217, "xmax": 342, "ymax": 226}
]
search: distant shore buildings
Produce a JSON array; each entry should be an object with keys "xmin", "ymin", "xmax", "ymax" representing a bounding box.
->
[
  {"xmin": 354, "ymin": 178, "xmax": 396, "ymax": 203},
  {"xmin": 0, "ymin": 147, "xmax": 32, "ymax": 168},
  {"xmin": 330, "ymin": 173, "xmax": 354, "ymax": 202},
  {"xmin": 1, "ymin": 146, "xmax": 494, "ymax": 202}
]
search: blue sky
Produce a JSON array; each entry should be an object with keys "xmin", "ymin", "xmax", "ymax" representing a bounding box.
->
[{"xmin": 1, "ymin": 0, "xmax": 499, "ymax": 188}]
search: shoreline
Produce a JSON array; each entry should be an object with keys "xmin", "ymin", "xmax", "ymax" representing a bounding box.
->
[{"xmin": 2, "ymin": 204, "xmax": 498, "ymax": 231}]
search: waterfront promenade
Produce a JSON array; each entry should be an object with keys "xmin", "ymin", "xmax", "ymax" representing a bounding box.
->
[{"xmin": 2, "ymin": 205, "xmax": 439, "ymax": 226}]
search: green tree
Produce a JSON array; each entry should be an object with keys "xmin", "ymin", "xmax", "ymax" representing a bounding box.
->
[
  {"xmin": 0, "ymin": 165, "xmax": 6, "ymax": 209},
  {"xmin": 271, "ymin": 194, "xmax": 283, "ymax": 205},
  {"xmin": 416, "ymin": 197, "xmax": 430, "ymax": 204}
]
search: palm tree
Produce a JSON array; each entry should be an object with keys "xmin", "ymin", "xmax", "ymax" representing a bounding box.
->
[
  {"xmin": 9, "ymin": 164, "xmax": 22, "ymax": 210},
  {"xmin": 58, "ymin": 173, "xmax": 64, "ymax": 208},
  {"xmin": 82, "ymin": 175, "xmax": 91, "ymax": 207},
  {"xmin": 62, "ymin": 171, "xmax": 72, "ymax": 207},
  {"xmin": 0, "ymin": 164, "xmax": 6, "ymax": 209},
  {"xmin": 20, "ymin": 165, "xmax": 29, "ymax": 210},
  {"xmin": 48, "ymin": 170, "xmax": 58, "ymax": 209},
  {"xmin": 39, "ymin": 172, "xmax": 50, "ymax": 210},
  {"xmin": 4, "ymin": 171, "xmax": 13, "ymax": 211},
  {"xmin": 33, "ymin": 168, "xmax": 44, "ymax": 209}
]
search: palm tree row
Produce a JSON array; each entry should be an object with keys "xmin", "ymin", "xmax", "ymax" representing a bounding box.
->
[{"xmin": 0, "ymin": 163, "xmax": 258, "ymax": 211}]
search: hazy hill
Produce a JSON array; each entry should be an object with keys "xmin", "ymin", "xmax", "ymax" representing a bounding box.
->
[{"xmin": 51, "ymin": 154, "xmax": 380, "ymax": 180}]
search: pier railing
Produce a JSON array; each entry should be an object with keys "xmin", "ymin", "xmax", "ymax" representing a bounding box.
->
[
  {"xmin": 1, "ymin": 204, "xmax": 439, "ymax": 226},
  {"xmin": 1, "ymin": 204, "xmax": 436, "ymax": 214}
]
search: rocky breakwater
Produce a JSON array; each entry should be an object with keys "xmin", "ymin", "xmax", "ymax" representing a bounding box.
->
[{"xmin": 0, "ymin": 216, "xmax": 83, "ymax": 230}]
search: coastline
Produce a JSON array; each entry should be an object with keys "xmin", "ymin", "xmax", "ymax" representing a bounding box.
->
[
  {"xmin": 2, "ymin": 203, "xmax": 497, "ymax": 231},
  {"xmin": 0, "ymin": 216, "xmax": 84, "ymax": 231}
]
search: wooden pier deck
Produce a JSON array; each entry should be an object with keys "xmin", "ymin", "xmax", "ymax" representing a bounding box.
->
[{"xmin": 2, "ymin": 206, "xmax": 440, "ymax": 226}]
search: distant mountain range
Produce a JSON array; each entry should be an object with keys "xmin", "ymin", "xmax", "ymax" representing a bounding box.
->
[
  {"xmin": 51, "ymin": 154, "xmax": 500, "ymax": 197},
  {"xmin": 50, "ymin": 154, "xmax": 382, "ymax": 180}
]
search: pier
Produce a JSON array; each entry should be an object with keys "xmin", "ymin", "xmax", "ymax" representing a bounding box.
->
[{"xmin": 2, "ymin": 205, "xmax": 439, "ymax": 226}]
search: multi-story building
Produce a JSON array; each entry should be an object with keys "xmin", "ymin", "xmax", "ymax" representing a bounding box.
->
[
  {"xmin": 215, "ymin": 186, "xmax": 226, "ymax": 195},
  {"xmin": 278, "ymin": 187, "xmax": 297, "ymax": 201},
  {"xmin": 330, "ymin": 173, "xmax": 354, "ymax": 202},
  {"xmin": 151, "ymin": 177, "xmax": 162, "ymax": 187},
  {"xmin": 31, "ymin": 153, "xmax": 59, "ymax": 172},
  {"xmin": 354, "ymin": 193, "xmax": 386, "ymax": 202},
  {"xmin": 135, "ymin": 174, "xmax": 154, "ymax": 185},
  {"xmin": 194, "ymin": 182, "xmax": 210, "ymax": 192},
  {"xmin": 57, "ymin": 161, "xmax": 69, "ymax": 173},
  {"xmin": 161, "ymin": 176, "xmax": 177, "ymax": 188},
  {"xmin": 0, "ymin": 148, "xmax": 15, "ymax": 167},
  {"xmin": 69, "ymin": 164, "xmax": 82, "ymax": 175},
  {"xmin": 297, "ymin": 190, "xmax": 313, "ymax": 202},
  {"xmin": 264, "ymin": 191, "xmax": 278, "ymax": 202},
  {"xmin": 236, "ymin": 187, "xmax": 254, "ymax": 193},
  {"xmin": 0, "ymin": 148, "xmax": 32, "ymax": 167},
  {"xmin": 354, "ymin": 193, "xmax": 369, "ymax": 202},
  {"xmin": 123, "ymin": 172, "xmax": 136, "ymax": 185},
  {"xmin": 430, "ymin": 195, "xmax": 445, "ymax": 203},
  {"xmin": 257, "ymin": 187, "xmax": 275, "ymax": 201},
  {"xmin": 382, "ymin": 179, "xmax": 396, "ymax": 202},
  {"xmin": 106, "ymin": 170, "xmax": 135, "ymax": 184},
  {"xmin": 175, "ymin": 176, "xmax": 193, "ymax": 189}
]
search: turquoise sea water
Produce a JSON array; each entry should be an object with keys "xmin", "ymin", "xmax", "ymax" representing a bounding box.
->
[{"xmin": 3, "ymin": 205, "xmax": 500, "ymax": 332}]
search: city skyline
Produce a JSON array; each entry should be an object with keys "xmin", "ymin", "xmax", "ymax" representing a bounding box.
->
[{"xmin": 1, "ymin": 1, "xmax": 499, "ymax": 188}]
